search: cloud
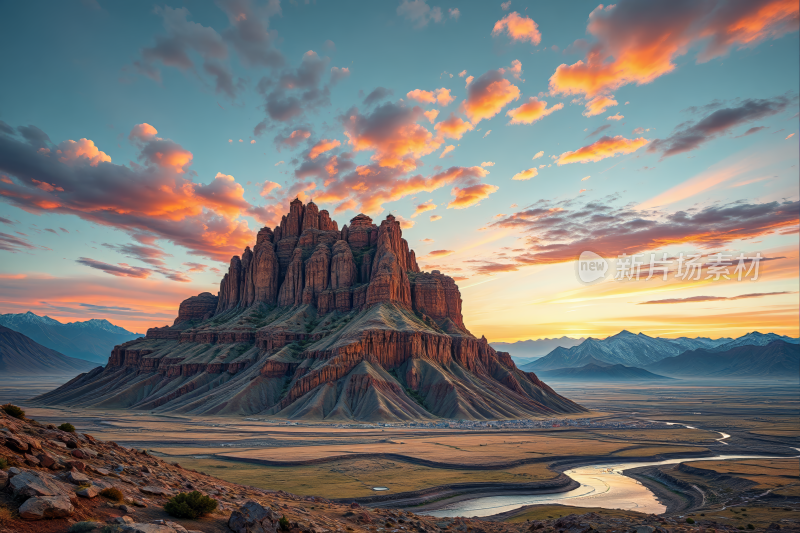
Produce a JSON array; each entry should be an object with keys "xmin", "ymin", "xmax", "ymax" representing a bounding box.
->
[
  {"xmin": 586, "ymin": 124, "xmax": 612, "ymax": 138},
  {"xmin": 423, "ymin": 109, "xmax": 439, "ymax": 123},
  {"xmin": 308, "ymin": 138, "xmax": 341, "ymax": 159},
  {"xmin": 76, "ymin": 257, "xmax": 154, "ymax": 279},
  {"xmin": 364, "ymin": 87, "xmax": 394, "ymax": 106},
  {"xmin": 0, "ymin": 232, "xmax": 37, "ymax": 252},
  {"xmin": 449, "ymin": 8, "xmax": 460, "ymax": 19},
  {"xmin": 255, "ymin": 50, "xmax": 337, "ymax": 128},
  {"xmin": 330, "ymin": 66, "xmax": 350, "ymax": 84},
  {"xmin": 787, "ymin": 132, "xmax": 796, "ymax": 139},
  {"xmin": 439, "ymin": 145, "xmax": 455, "ymax": 158},
  {"xmin": 557, "ymin": 135, "xmax": 649, "ymax": 165},
  {"xmin": 734, "ymin": 126, "xmax": 767, "ymax": 138},
  {"xmin": 583, "ymin": 95, "xmax": 618, "ymax": 117},
  {"xmin": 501, "ymin": 1, "xmax": 512, "ymax": 10},
  {"xmin": 275, "ymin": 128, "xmax": 312, "ymax": 150},
  {"xmin": 549, "ymin": 0, "xmax": 799, "ymax": 100},
  {"xmin": 397, "ymin": 0, "xmax": 443, "ymax": 28},
  {"xmin": 394, "ymin": 214, "xmax": 415, "ymax": 229},
  {"xmin": 648, "ymin": 96, "xmax": 793, "ymax": 158},
  {"xmin": 0, "ymin": 122, "xmax": 257, "ymax": 261},
  {"xmin": 506, "ymin": 59, "xmax": 523, "ymax": 80},
  {"xmin": 217, "ymin": 0, "xmax": 283, "ymax": 68},
  {"xmin": 129, "ymin": 123, "xmax": 158, "ymax": 143},
  {"xmin": 488, "ymin": 198, "xmax": 800, "ymax": 266},
  {"xmin": 275, "ymin": 160, "xmax": 285, "ymax": 166},
  {"xmin": 607, "ymin": 113, "xmax": 624, "ymax": 121},
  {"xmin": 582, "ymin": 176, "xmax": 591, "ymax": 181},
  {"xmin": 420, "ymin": 238, "xmax": 434, "ymax": 243},
  {"xmin": 434, "ymin": 113, "xmax": 474, "ymax": 139},
  {"xmin": 341, "ymin": 101, "xmax": 440, "ymax": 170},
  {"xmin": 461, "ymin": 69, "xmax": 520, "ymax": 124},
  {"xmin": 183, "ymin": 262, "xmax": 208, "ymax": 273},
  {"xmin": 458, "ymin": 70, "xmax": 467, "ymax": 77},
  {"xmin": 512, "ymin": 168, "xmax": 538, "ymax": 181},
  {"xmin": 640, "ymin": 291, "xmax": 793, "ymax": 304},
  {"xmin": 426, "ymin": 249, "xmax": 454, "ymax": 258},
  {"xmin": 407, "ymin": 88, "xmax": 455, "ymax": 106},
  {"xmin": 481, "ymin": 161, "xmax": 495, "ymax": 167},
  {"xmin": 448, "ymin": 183, "xmax": 499, "ymax": 209},
  {"xmin": 412, "ymin": 201, "xmax": 437, "ymax": 217},
  {"xmin": 532, "ymin": 151, "xmax": 544, "ymax": 160},
  {"xmin": 465, "ymin": 75, "xmax": 474, "ymax": 87},
  {"xmin": 506, "ymin": 97, "xmax": 564, "ymax": 125},
  {"xmin": 483, "ymin": 130, "xmax": 492, "ymax": 138},
  {"xmin": 430, "ymin": 214, "xmax": 443, "ymax": 221},
  {"xmin": 492, "ymin": 11, "xmax": 542, "ymax": 45},
  {"xmin": 103, "ymin": 242, "xmax": 171, "ymax": 268},
  {"xmin": 260, "ymin": 180, "xmax": 282, "ymax": 196}
]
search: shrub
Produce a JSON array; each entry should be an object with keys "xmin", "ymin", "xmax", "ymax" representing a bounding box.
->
[
  {"xmin": 686, "ymin": 518, "xmax": 695, "ymax": 524},
  {"xmin": 0, "ymin": 504, "xmax": 14, "ymax": 526},
  {"xmin": 69, "ymin": 522, "xmax": 100, "ymax": 532},
  {"xmin": 99, "ymin": 487, "xmax": 124, "ymax": 502},
  {"xmin": 1, "ymin": 404, "xmax": 25, "ymax": 420},
  {"xmin": 59, "ymin": 423, "xmax": 76, "ymax": 433},
  {"xmin": 747, "ymin": 525, "xmax": 755, "ymax": 530},
  {"xmin": 164, "ymin": 491, "xmax": 218, "ymax": 519},
  {"xmin": 0, "ymin": 457, "xmax": 8, "ymax": 469},
  {"xmin": 279, "ymin": 516, "xmax": 290, "ymax": 531}
]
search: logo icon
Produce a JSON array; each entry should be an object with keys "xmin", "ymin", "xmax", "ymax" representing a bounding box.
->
[{"xmin": 576, "ymin": 251, "xmax": 609, "ymax": 284}]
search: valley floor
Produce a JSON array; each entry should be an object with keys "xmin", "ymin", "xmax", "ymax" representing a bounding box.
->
[{"xmin": 3, "ymin": 378, "xmax": 798, "ymax": 525}]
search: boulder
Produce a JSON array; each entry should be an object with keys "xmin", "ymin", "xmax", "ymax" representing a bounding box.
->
[
  {"xmin": 65, "ymin": 460, "xmax": 86, "ymax": 472},
  {"xmin": 110, "ymin": 515, "xmax": 135, "ymax": 524},
  {"xmin": 19, "ymin": 495, "xmax": 74, "ymax": 520},
  {"xmin": 65, "ymin": 470, "xmax": 91, "ymax": 484},
  {"xmin": 0, "ymin": 469, "xmax": 7, "ymax": 489},
  {"xmin": 77, "ymin": 485, "xmax": 100, "ymax": 498},
  {"xmin": 9, "ymin": 469, "xmax": 71, "ymax": 499},
  {"xmin": 228, "ymin": 500, "xmax": 280, "ymax": 533},
  {"xmin": 24, "ymin": 453, "xmax": 40, "ymax": 466},
  {"xmin": 140, "ymin": 485, "xmax": 171, "ymax": 496},
  {"xmin": 37, "ymin": 452, "xmax": 56, "ymax": 468}
]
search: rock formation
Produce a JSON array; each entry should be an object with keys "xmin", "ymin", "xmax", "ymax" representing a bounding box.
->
[{"xmin": 38, "ymin": 200, "xmax": 586, "ymax": 421}]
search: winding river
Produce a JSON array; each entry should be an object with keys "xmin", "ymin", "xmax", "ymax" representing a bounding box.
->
[{"xmin": 424, "ymin": 455, "xmax": 789, "ymax": 518}]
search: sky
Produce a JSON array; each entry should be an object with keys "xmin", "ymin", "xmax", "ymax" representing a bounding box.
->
[{"xmin": 0, "ymin": 0, "xmax": 798, "ymax": 340}]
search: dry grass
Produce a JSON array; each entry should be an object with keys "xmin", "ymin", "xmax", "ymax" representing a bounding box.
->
[
  {"xmin": 697, "ymin": 507, "xmax": 800, "ymax": 529},
  {"xmin": 613, "ymin": 445, "xmax": 707, "ymax": 457},
  {"xmin": 0, "ymin": 504, "xmax": 16, "ymax": 527},
  {"xmin": 173, "ymin": 456, "xmax": 558, "ymax": 499},
  {"xmin": 501, "ymin": 504, "xmax": 647, "ymax": 523}
]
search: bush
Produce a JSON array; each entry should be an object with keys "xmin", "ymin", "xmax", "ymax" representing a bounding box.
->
[
  {"xmin": 59, "ymin": 423, "xmax": 76, "ymax": 433},
  {"xmin": 747, "ymin": 525, "xmax": 755, "ymax": 530},
  {"xmin": 0, "ymin": 504, "xmax": 14, "ymax": 527},
  {"xmin": 279, "ymin": 515, "xmax": 290, "ymax": 531},
  {"xmin": 686, "ymin": 518, "xmax": 695, "ymax": 524},
  {"xmin": 69, "ymin": 522, "xmax": 100, "ymax": 532},
  {"xmin": 1, "ymin": 404, "xmax": 25, "ymax": 419},
  {"xmin": 164, "ymin": 491, "xmax": 218, "ymax": 519},
  {"xmin": 0, "ymin": 457, "xmax": 8, "ymax": 469},
  {"xmin": 99, "ymin": 487, "xmax": 124, "ymax": 502}
]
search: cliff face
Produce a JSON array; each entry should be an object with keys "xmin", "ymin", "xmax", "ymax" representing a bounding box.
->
[{"xmin": 40, "ymin": 199, "xmax": 586, "ymax": 422}]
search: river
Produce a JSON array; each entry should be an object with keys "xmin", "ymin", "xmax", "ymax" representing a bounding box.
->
[{"xmin": 424, "ymin": 455, "xmax": 789, "ymax": 518}]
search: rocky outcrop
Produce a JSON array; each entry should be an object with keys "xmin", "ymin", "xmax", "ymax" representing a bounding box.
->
[
  {"xmin": 38, "ymin": 198, "xmax": 587, "ymax": 422},
  {"xmin": 173, "ymin": 292, "xmax": 218, "ymax": 326}
]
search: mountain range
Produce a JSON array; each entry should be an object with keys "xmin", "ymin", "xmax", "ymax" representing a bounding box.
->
[
  {"xmin": 0, "ymin": 311, "xmax": 141, "ymax": 364},
  {"xmin": 537, "ymin": 362, "xmax": 672, "ymax": 381},
  {"xmin": 0, "ymin": 325, "xmax": 100, "ymax": 376},
  {"xmin": 523, "ymin": 330, "xmax": 733, "ymax": 371},
  {"xmin": 644, "ymin": 340, "xmax": 799, "ymax": 379},
  {"xmin": 37, "ymin": 200, "xmax": 586, "ymax": 421},
  {"xmin": 489, "ymin": 336, "xmax": 586, "ymax": 364}
]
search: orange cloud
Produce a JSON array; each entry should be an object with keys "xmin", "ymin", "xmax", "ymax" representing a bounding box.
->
[
  {"xmin": 506, "ymin": 97, "xmax": 564, "ymax": 125},
  {"xmin": 557, "ymin": 135, "xmax": 649, "ymax": 165},
  {"xmin": 430, "ymin": 214, "xmax": 442, "ymax": 221},
  {"xmin": 440, "ymin": 145, "xmax": 455, "ymax": 158},
  {"xmin": 481, "ymin": 161, "xmax": 495, "ymax": 167},
  {"xmin": 434, "ymin": 113, "xmax": 474, "ymax": 140},
  {"xmin": 309, "ymin": 138, "xmax": 341, "ymax": 159},
  {"xmin": 492, "ymin": 12, "xmax": 542, "ymax": 44},
  {"xmin": 412, "ymin": 201, "xmax": 437, "ymax": 217},
  {"xmin": 448, "ymin": 183, "xmax": 499, "ymax": 209},
  {"xmin": 426, "ymin": 249, "xmax": 454, "ymax": 258},
  {"xmin": 583, "ymin": 95, "xmax": 618, "ymax": 117},
  {"xmin": 550, "ymin": 0, "xmax": 799, "ymax": 99},
  {"xmin": 56, "ymin": 139, "xmax": 112, "ymax": 167},
  {"xmin": 423, "ymin": 109, "xmax": 439, "ymax": 123},
  {"xmin": 260, "ymin": 181, "xmax": 282, "ymax": 197},
  {"xmin": 512, "ymin": 168, "xmax": 538, "ymax": 181},
  {"xmin": 406, "ymin": 88, "xmax": 455, "ymax": 106},
  {"xmin": 607, "ymin": 113, "xmax": 624, "ymax": 121},
  {"xmin": 128, "ymin": 123, "xmax": 158, "ymax": 143},
  {"xmin": 325, "ymin": 155, "xmax": 338, "ymax": 176},
  {"xmin": 461, "ymin": 70, "xmax": 520, "ymax": 124}
]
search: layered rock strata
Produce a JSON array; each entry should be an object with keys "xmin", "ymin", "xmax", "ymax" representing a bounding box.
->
[{"xmin": 40, "ymin": 199, "xmax": 586, "ymax": 421}]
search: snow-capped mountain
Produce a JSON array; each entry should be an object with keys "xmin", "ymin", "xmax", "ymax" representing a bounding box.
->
[
  {"xmin": 711, "ymin": 331, "xmax": 799, "ymax": 352},
  {"xmin": 0, "ymin": 311, "xmax": 142, "ymax": 364}
]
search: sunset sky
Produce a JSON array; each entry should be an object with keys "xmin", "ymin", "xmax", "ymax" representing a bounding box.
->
[{"xmin": 1, "ymin": 0, "xmax": 798, "ymax": 340}]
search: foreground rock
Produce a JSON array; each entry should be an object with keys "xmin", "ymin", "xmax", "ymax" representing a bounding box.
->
[
  {"xmin": 36, "ymin": 199, "xmax": 586, "ymax": 422},
  {"xmin": 228, "ymin": 500, "xmax": 279, "ymax": 532},
  {"xmin": 18, "ymin": 495, "xmax": 74, "ymax": 519}
]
